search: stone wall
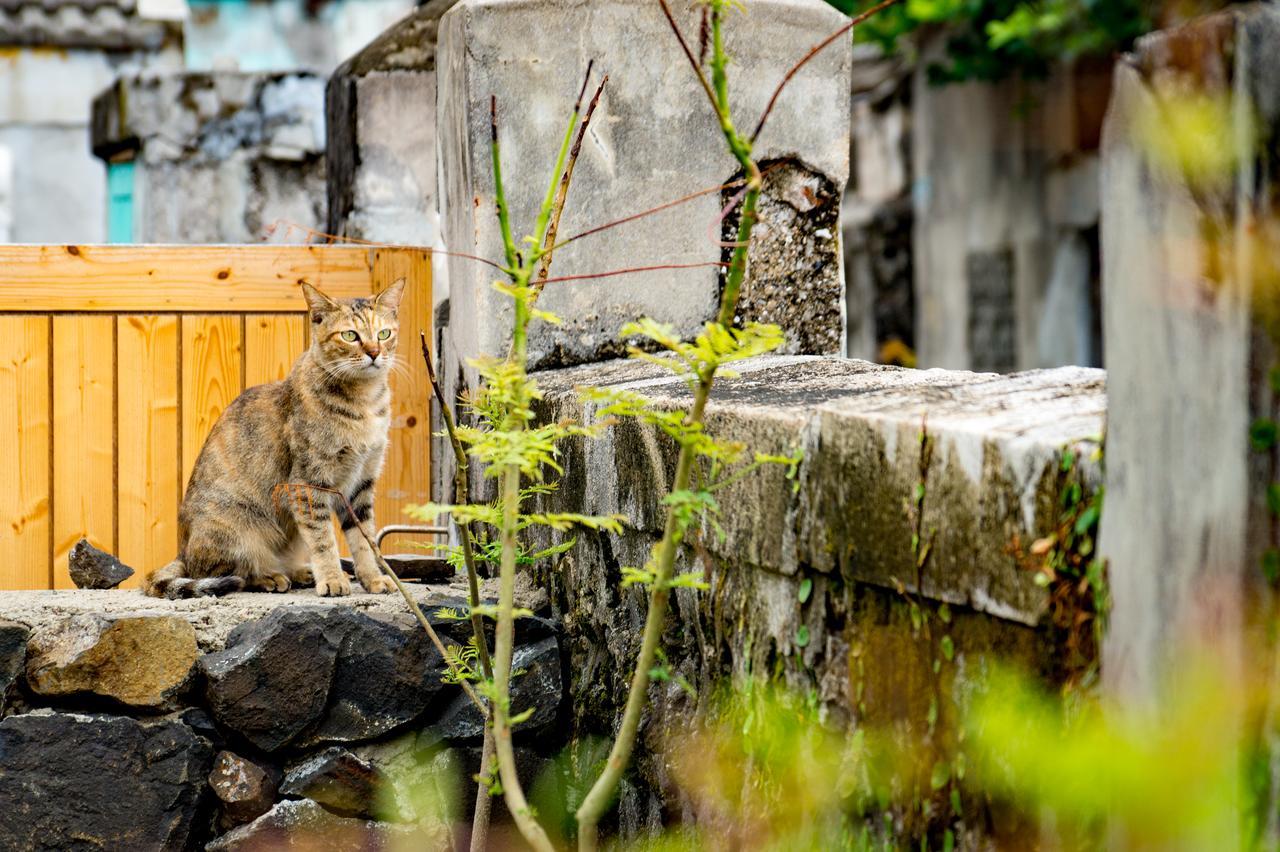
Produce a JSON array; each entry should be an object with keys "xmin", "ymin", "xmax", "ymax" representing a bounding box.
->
[
  {"xmin": 91, "ymin": 71, "xmax": 328, "ymax": 243},
  {"xmin": 0, "ymin": 586, "xmax": 563, "ymax": 849},
  {"xmin": 528, "ymin": 354, "xmax": 1104, "ymax": 836}
]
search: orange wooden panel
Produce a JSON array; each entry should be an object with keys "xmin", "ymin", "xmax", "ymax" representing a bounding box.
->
[
  {"xmin": 52, "ymin": 316, "xmax": 116, "ymax": 588},
  {"xmin": 0, "ymin": 245, "xmax": 378, "ymax": 311},
  {"xmin": 244, "ymin": 313, "xmax": 305, "ymax": 387},
  {"xmin": 181, "ymin": 315, "xmax": 243, "ymax": 491},
  {"xmin": 0, "ymin": 317, "xmax": 51, "ymax": 589},
  {"xmin": 371, "ymin": 248, "xmax": 432, "ymax": 554},
  {"xmin": 117, "ymin": 315, "xmax": 179, "ymax": 586}
]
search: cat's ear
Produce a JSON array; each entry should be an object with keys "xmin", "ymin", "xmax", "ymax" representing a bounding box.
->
[
  {"xmin": 300, "ymin": 282, "xmax": 338, "ymax": 319},
  {"xmin": 374, "ymin": 278, "xmax": 407, "ymax": 313}
]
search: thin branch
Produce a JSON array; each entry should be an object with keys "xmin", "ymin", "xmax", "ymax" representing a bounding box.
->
[
  {"xmin": 536, "ymin": 71, "xmax": 609, "ymax": 290},
  {"xmin": 420, "ymin": 331, "xmax": 494, "ymax": 681},
  {"xmin": 272, "ymin": 482, "xmax": 486, "ymax": 713},
  {"xmin": 657, "ymin": 0, "xmax": 720, "ymax": 115},
  {"xmin": 750, "ymin": 0, "xmax": 904, "ymax": 143},
  {"xmin": 539, "ymin": 261, "xmax": 729, "ymax": 286}
]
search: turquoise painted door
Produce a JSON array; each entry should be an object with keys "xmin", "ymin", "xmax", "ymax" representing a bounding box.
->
[{"xmin": 106, "ymin": 161, "xmax": 135, "ymax": 244}]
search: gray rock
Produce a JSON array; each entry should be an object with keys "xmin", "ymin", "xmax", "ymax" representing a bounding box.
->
[
  {"xmin": 199, "ymin": 607, "xmax": 343, "ymax": 752},
  {"xmin": 206, "ymin": 798, "xmax": 422, "ymax": 851},
  {"xmin": 210, "ymin": 750, "xmax": 280, "ymax": 829},
  {"xmin": 0, "ymin": 711, "xmax": 213, "ymax": 851},
  {"xmin": 338, "ymin": 553, "xmax": 452, "ymax": 583},
  {"xmin": 67, "ymin": 538, "xmax": 135, "ymax": 589},
  {"xmin": 281, "ymin": 746, "xmax": 387, "ymax": 819},
  {"xmin": 430, "ymin": 635, "xmax": 561, "ymax": 742},
  {"xmin": 25, "ymin": 614, "xmax": 199, "ymax": 710},
  {"xmin": 0, "ymin": 620, "xmax": 28, "ymax": 708}
]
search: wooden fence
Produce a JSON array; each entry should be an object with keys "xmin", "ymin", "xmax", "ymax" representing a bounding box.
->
[{"xmin": 0, "ymin": 244, "xmax": 431, "ymax": 590}]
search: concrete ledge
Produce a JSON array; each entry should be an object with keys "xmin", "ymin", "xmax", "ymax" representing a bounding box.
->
[{"xmin": 536, "ymin": 355, "xmax": 1105, "ymax": 626}]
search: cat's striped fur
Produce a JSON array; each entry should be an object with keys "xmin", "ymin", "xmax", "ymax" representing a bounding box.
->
[{"xmin": 144, "ymin": 280, "xmax": 405, "ymax": 599}]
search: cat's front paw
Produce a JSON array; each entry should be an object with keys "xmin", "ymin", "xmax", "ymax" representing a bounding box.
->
[
  {"xmin": 361, "ymin": 574, "xmax": 394, "ymax": 594},
  {"xmin": 315, "ymin": 574, "xmax": 352, "ymax": 597}
]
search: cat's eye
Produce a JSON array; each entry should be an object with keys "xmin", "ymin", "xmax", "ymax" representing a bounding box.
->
[
  {"xmin": 377, "ymin": 329, "xmax": 391, "ymax": 341},
  {"xmin": 341, "ymin": 331, "xmax": 359, "ymax": 342}
]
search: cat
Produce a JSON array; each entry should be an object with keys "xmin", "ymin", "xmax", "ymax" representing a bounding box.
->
[{"xmin": 144, "ymin": 280, "xmax": 405, "ymax": 599}]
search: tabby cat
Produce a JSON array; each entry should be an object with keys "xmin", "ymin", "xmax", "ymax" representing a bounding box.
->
[{"xmin": 144, "ymin": 280, "xmax": 405, "ymax": 598}]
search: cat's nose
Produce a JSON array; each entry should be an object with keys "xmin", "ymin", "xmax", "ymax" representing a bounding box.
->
[{"xmin": 363, "ymin": 345, "xmax": 381, "ymax": 362}]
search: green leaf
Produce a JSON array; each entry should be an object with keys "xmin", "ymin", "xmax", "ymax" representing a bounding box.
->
[
  {"xmin": 798, "ymin": 577, "xmax": 813, "ymax": 604},
  {"xmin": 938, "ymin": 602, "xmax": 952, "ymax": 624},
  {"xmin": 1251, "ymin": 419, "xmax": 1278, "ymax": 452},
  {"xmin": 1268, "ymin": 484, "xmax": 1280, "ymax": 517},
  {"xmin": 1264, "ymin": 549, "xmax": 1280, "ymax": 583},
  {"xmin": 795, "ymin": 625, "xmax": 810, "ymax": 648},
  {"xmin": 1074, "ymin": 504, "xmax": 1101, "ymax": 535},
  {"xmin": 930, "ymin": 760, "xmax": 951, "ymax": 790},
  {"xmin": 941, "ymin": 634, "xmax": 955, "ymax": 662}
]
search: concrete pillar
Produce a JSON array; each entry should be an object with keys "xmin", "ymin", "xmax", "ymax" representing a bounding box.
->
[
  {"xmin": 1099, "ymin": 4, "xmax": 1278, "ymax": 712},
  {"xmin": 91, "ymin": 72, "xmax": 327, "ymax": 243},
  {"xmin": 436, "ymin": 0, "xmax": 852, "ymax": 382}
]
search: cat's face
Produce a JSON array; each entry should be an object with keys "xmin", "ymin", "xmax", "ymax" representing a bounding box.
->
[{"xmin": 301, "ymin": 280, "xmax": 405, "ymax": 380}]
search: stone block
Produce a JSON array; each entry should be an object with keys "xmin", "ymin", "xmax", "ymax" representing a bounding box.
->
[
  {"xmin": 210, "ymin": 750, "xmax": 281, "ymax": 829},
  {"xmin": 205, "ymin": 798, "xmax": 421, "ymax": 851},
  {"xmin": 0, "ymin": 620, "xmax": 28, "ymax": 708},
  {"xmin": 437, "ymin": 0, "xmax": 852, "ymax": 380},
  {"xmin": 0, "ymin": 711, "xmax": 213, "ymax": 851},
  {"xmin": 67, "ymin": 538, "xmax": 135, "ymax": 589},
  {"xmin": 280, "ymin": 746, "xmax": 388, "ymax": 819},
  {"xmin": 25, "ymin": 614, "xmax": 198, "ymax": 710},
  {"xmin": 1099, "ymin": 3, "xmax": 1280, "ymax": 702}
]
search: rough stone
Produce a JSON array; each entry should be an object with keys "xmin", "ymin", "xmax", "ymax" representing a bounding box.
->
[
  {"xmin": 280, "ymin": 746, "xmax": 387, "ymax": 820},
  {"xmin": 0, "ymin": 711, "xmax": 213, "ymax": 851},
  {"xmin": 430, "ymin": 635, "xmax": 561, "ymax": 742},
  {"xmin": 25, "ymin": 614, "xmax": 199, "ymax": 710},
  {"xmin": 0, "ymin": 619, "xmax": 28, "ymax": 708},
  {"xmin": 199, "ymin": 607, "xmax": 344, "ymax": 752},
  {"xmin": 210, "ymin": 750, "xmax": 280, "ymax": 829},
  {"xmin": 296, "ymin": 610, "xmax": 448, "ymax": 747},
  {"xmin": 206, "ymin": 798, "xmax": 419, "ymax": 851},
  {"xmin": 339, "ymin": 553, "xmax": 452, "ymax": 583},
  {"xmin": 67, "ymin": 537, "xmax": 135, "ymax": 589}
]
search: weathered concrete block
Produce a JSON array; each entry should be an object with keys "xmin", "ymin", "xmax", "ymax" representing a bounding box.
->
[
  {"xmin": 326, "ymin": 0, "xmax": 458, "ymax": 251},
  {"xmin": 1099, "ymin": 4, "xmax": 1280, "ymax": 702},
  {"xmin": 437, "ymin": 0, "xmax": 852, "ymax": 378},
  {"xmin": 91, "ymin": 71, "xmax": 327, "ymax": 243}
]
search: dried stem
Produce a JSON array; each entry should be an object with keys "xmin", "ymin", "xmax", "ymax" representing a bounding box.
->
[
  {"xmin": 271, "ymin": 482, "xmax": 486, "ymax": 713},
  {"xmin": 749, "ymin": 0, "xmax": 904, "ymax": 142},
  {"xmin": 536, "ymin": 69, "xmax": 609, "ymax": 290}
]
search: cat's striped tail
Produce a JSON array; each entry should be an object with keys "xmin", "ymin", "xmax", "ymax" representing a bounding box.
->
[{"xmin": 143, "ymin": 558, "xmax": 245, "ymax": 599}]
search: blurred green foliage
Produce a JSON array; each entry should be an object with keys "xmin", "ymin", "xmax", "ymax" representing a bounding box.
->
[{"xmin": 830, "ymin": 0, "xmax": 1156, "ymax": 83}]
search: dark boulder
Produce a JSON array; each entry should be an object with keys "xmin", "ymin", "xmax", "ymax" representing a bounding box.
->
[
  {"xmin": 205, "ymin": 799, "xmax": 422, "ymax": 850},
  {"xmin": 280, "ymin": 746, "xmax": 388, "ymax": 819},
  {"xmin": 429, "ymin": 636, "xmax": 562, "ymax": 742},
  {"xmin": 67, "ymin": 538, "xmax": 135, "ymax": 589},
  {"xmin": 0, "ymin": 620, "xmax": 28, "ymax": 707},
  {"xmin": 0, "ymin": 711, "xmax": 212, "ymax": 851},
  {"xmin": 199, "ymin": 608, "xmax": 343, "ymax": 752}
]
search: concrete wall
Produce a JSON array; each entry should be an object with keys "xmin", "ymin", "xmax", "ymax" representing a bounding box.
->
[
  {"xmin": 530, "ymin": 354, "xmax": 1104, "ymax": 837},
  {"xmin": 0, "ymin": 47, "xmax": 180, "ymax": 243},
  {"xmin": 912, "ymin": 45, "xmax": 1108, "ymax": 372},
  {"xmin": 184, "ymin": 0, "xmax": 414, "ymax": 75},
  {"xmin": 92, "ymin": 71, "xmax": 327, "ymax": 243}
]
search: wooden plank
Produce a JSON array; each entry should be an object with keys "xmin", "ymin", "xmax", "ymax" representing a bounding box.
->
[
  {"xmin": 181, "ymin": 316, "xmax": 243, "ymax": 491},
  {"xmin": 0, "ymin": 317, "xmax": 51, "ymax": 589},
  {"xmin": 244, "ymin": 313, "xmax": 305, "ymax": 387},
  {"xmin": 117, "ymin": 315, "xmax": 179, "ymax": 587},
  {"xmin": 0, "ymin": 245, "xmax": 379, "ymax": 312},
  {"xmin": 52, "ymin": 316, "xmax": 115, "ymax": 589},
  {"xmin": 372, "ymin": 248, "xmax": 432, "ymax": 555}
]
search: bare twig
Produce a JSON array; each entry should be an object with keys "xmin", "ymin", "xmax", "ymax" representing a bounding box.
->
[
  {"xmin": 536, "ymin": 69, "xmax": 609, "ymax": 290},
  {"xmin": 272, "ymin": 482, "xmax": 486, "ymax": 713},
  {"xmin": 539, "ymin": 260, "xmax": 729, "ymax": 286},
  {"xmin": 750, "ymin": 0, "xmax": 904, "ymax": 142},
  {"xmin": 657, "ymin": 0, "xmax": 720, "ymax": 114}
]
